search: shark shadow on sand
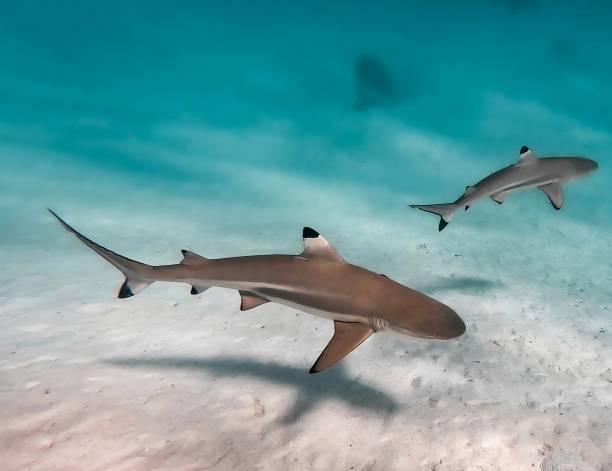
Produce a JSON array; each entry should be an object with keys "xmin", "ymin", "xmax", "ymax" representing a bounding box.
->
[
  {"xmin": 353, "ymin": 54, "xmax": 398, "ymax": 111},
  {"xmin": 417, "ymin": 275, "xmax": 502, "ymax": 295},
  {"xmin": 106, "ymin": 356, "xmax": 399, "ymax": 425}
]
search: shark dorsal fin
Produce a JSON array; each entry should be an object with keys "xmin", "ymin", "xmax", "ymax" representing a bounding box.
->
[
  {"xmin": 300, "ymin": 227, "xmax": 345, "ymax": 263},
  {"xmin": 310, "ymin": 321, "xmax": 374, "ymax": 373},
  {"xmin": 517, "ymin": 145, "xmax": 536, "ymax": 165},
  {"xmin": 180, "ymin": 249, "xmax": 208, "ymax": 265}
]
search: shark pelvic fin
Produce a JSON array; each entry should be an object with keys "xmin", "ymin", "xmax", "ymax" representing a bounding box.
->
[
  {"xmin": 517, "ymin": 145, "xmax": 536, "ymax": 165},
  {"xmin": 239, "ymin": 290, "xmax": 269, "ymax": 310},
  {"xmin": 300, "ymin": 227, "xmax": 345, "ymax": 263},
  {"xmin": 309, "ymin": 321, "xmax": 374, "ymax": 373},
  {"xmin": 490, "ymin": 191, "xmax": 508, "ymax": 205},
  {"xmin": 118, "ymin": 277, "xmax": 152, "ymax": 298},
  {"xmin": 538, "ymin": 182, "xmax": 563, "ymax": 210},
  {"xmin": 180, "ymin": 249, "xmax": 208, "ymax": 264},
  {"xmin": 190, "ymin": 285, "xmax": 210, "ymax": 295}
]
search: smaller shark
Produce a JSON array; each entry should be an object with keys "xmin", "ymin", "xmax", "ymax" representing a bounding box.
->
[
  {"xmin": 410, "ymin": 146, "xmax": 598, "ymax": 231},
  {"xmin": 49, "ymin": 210, "xmax": 465, "ymax": 373}
]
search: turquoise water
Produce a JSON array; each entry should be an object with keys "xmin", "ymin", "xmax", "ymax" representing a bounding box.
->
[
  {"xmin": 1, "ymin": 2, "xmax": 611, "ymax": 469},
  {"xmin": 1, "ymin": 1, "xmax": 610, "ymax": 238}
]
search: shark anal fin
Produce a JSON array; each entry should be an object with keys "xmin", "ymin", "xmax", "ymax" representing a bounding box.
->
[
  {"xmin": 300, "ymin": 227, "xmax": 345, "ymax": 263},
  {"xmin": 239, "ymin": 290, "xmax": 269, "ymax": 310},
  {"xmin": 490, "ymin": 191, "xmax": 508, "ymax": 205},
  {"xmin": 181, "ymin": 249, "xmax": 208, "ymax": 264},
  {"xmin": 190, "ymin": 285, "xmax": 209, "ymax": 295},
  {"xmin": 538, "ymin": 182, "xmax": 563, "ymax": 210},
  {"xmin": 309, "ymin": 321, "xmax": 374, "ymax": 374}
]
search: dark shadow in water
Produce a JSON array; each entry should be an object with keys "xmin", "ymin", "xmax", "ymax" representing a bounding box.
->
[
  {"xmin": 419, "ymin": 276, "xmax": 501, "ymax": 295},
  {"xmin": 106, "ymin": 356, "xmax": 398, "ymax": 424},
  {"xmin": 353, "ymin": 54, "xmax": 397, "ymax": 111}
]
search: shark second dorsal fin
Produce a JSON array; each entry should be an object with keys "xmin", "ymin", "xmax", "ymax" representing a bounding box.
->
[
  {"xmin": 180, "ymin": 249, "xmax": 208, "ymax": 265},
  {"xmin": 464, "ymin": 185, "xmax": 477, "ymax": 196},
  {"xmin": 517, "ymin": 145, "xmax": 536, "ymax": 165},
  {"xmin": 538, "ymin": 182, "xmax": 563, "ymax": 210},
  {"xmin": 239, "ymin": 290, "xmax": 269, "ymax": 310},
  {"xmin": 310, "ymin": 321, "xmax": 374, "ymax": 373},
  {"xmin": 300, "ymin": 227, "xmax": 345, "ymax": 263}
]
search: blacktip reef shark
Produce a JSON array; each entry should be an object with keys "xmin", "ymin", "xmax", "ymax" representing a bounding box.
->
[
  {"xmin": 49, "ymin": 210, "xmax": 465, "ymax": 373},
  {"xmin": 410, "ymin": 146, "xmax": 598, "ymax": 231}
]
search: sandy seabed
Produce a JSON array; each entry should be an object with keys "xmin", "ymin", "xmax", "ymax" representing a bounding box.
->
[{"xmin": 1, "ymin": 196, "xmax": 611, "ymax": 471}]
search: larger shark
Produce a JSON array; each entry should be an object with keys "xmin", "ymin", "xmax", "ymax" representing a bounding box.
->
[
  {"xmin": 49, "ymin": 210, "xmax": 465, "ymax": 373},
  {"xmin": 410, "ymin": 146, "xmax": 598, "ymax": 231}
]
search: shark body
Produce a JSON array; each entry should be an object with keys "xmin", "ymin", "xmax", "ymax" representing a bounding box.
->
[
  {"xmin": 50, "ymin": 211, "xmax": 465, "ymax": 373},
  {"xmin": 410, "ymin": 146, "xmax": 598, "ymax": 231}
]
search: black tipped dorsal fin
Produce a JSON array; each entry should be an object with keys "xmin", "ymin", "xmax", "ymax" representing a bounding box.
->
[
  {"xmin": 517, "ymin": 145, "xmax": 536, "ymax": 164},
  {"xmin": 180, "ymin": 249, "xmax": 208, "ymax": 264},
  {"xmin": 300, "ymin": 227, "xmax": 345, "ymax": 263}
]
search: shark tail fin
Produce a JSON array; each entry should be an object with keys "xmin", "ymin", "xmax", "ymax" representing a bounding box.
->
[
  {"xmin": 48, "ymin": 209, "xmax": 154, "ymax": 298},
  {"xmin": 409, "ymin": 203, "xmax": 457, "ymax": 231}
]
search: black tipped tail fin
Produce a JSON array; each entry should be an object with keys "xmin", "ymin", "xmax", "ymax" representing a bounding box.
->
[
  {"xmin": 409, "ymin": 203, "xmax": 457, "ymax": 232},
  {"xmin": 48, "ymin": 209, "xmax": 155, "ymax": 298}
]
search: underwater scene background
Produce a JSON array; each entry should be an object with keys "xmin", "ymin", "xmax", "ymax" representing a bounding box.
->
[{"xmin": 1, "ymin": 1, "xmax": 611, "ymax": 470}]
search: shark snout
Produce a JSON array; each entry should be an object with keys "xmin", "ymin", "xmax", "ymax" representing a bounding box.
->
[
  {"xmin": 575, "ymin": 157, "xmax": 598, "ymax": 175},
  {"xmin": 430, "ymin": 307, "xmax": 466, "ymax": 340},
  {"xmin": 584, "ymin": 158, "xmax": 598, "ymax": 173}
]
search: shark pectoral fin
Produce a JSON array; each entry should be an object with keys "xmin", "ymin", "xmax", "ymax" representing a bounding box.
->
[
  {"xmin": 538, "ymin": 182, "xmax": 563, "ymax": 210},
  {"xmin": 239, "ymin": 290, "xmax": 269, "ymax": 310},
  {"xmin": 190, "ymin": 285, "xmax": 210, "ymax": 295},
  {"xmin": 490, "ymin": 191, "xmax": 508, "ymax": 205},
  {"xmin": 181, "ymin": 249, "xmax": 208, "ymax": 264},
  {"xmin": 309, "ymin": 321, "xmax": 374, "ymax": 374},
  {"xmin": 300, "ymin": 227, "xmax": 345, "ymax": 263}
]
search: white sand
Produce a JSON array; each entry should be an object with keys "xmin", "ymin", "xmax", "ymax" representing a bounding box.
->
[
  {"xmin": 1, "ymin": 162, "xmax": 611, "ymax": 470},
  {"xmin": 2, "ymin": 2, "xmax": 612, "ymax": 468}
]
